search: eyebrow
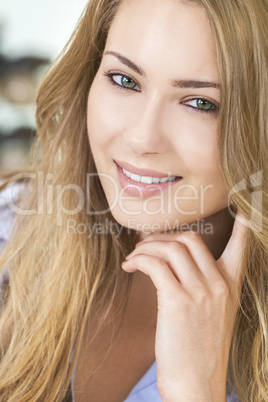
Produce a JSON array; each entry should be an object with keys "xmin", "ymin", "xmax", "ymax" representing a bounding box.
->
[{"xmin": 103, "ymin": 50, "xmax": 220, "ymax": 89}]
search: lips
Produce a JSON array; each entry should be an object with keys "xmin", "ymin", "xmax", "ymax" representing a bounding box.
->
[
  {"xmin": 114, "ymin": 159, "xmax": 181, "ymax": 178},
  {"xmin": 115, "ymin": 160, "xmax": 182, "ymax": 199}
]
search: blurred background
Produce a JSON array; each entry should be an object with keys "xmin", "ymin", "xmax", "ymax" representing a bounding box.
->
[{"xmin": 0, "ymin": 0, "xmax": 88, "ymax": 171}]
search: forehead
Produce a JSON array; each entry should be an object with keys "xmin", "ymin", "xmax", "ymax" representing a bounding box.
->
[{"xmin": 104, "ymin": 0, "xmax": 219, "ymax": 83}]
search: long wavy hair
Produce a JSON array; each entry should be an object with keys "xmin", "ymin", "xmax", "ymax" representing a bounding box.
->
[{"xmin": 0, "ymin": 0, "xmax": 267, "ymax": 400}]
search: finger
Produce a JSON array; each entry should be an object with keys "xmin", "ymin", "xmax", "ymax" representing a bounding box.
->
[
  {"xmin": 127, "ymin": 240, "xmax": 206, "ymax": 290},
  {"xmin": 218, "ymin": 210, "xmax": 248, "ymax": 285},
  {"xmin": 122, "ymin": 254, "xmax": 182, "ymax": 296},
  {"xmin": 135, "ymin": 231, "xmax": 222, "ymax": 283}
]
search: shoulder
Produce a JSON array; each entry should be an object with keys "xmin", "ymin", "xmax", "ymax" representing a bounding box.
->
[
  {"xmin": 0, "ymin": 179, "xmax": 28, "ymax": 243},
  {"xmin": 0, "ymin": 179, "xmax": 29, "ymax": 290}
]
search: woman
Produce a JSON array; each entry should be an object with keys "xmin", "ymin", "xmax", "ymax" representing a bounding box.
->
[{"xmin": 0, "ymin": 0, "xmax": 267, "ymax": 401}]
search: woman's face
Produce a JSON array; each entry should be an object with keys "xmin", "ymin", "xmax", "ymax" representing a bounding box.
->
[{"xmin": 87, "ymin": 0, "xmax": 229, "ymax": 236}]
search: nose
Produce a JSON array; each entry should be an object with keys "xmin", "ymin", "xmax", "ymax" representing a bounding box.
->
[{"xmin": 124, "ymin": 95, "xmax": 170, "ymax": 155}]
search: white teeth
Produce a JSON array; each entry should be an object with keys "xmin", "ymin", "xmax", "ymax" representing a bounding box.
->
[
  {"xmin": 140, "ymin": 176, "xmax": 153, "ymax": 184},
  {"xmin": 122, "ymin": 168, "xmax": 178, "ymax": 184},
  {"xmin": 123, "ymin": 169, "xmax": 132, "ymax": 178},
  {"xmin": 152, "ymin": 177, "xmax": 160, "ymax": 184},
  {"xmin": 130, "ymin": 173, "xmax": 141, "ymax": 182}
]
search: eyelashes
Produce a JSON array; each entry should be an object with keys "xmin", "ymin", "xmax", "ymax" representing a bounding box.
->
[
  {"xmin": 103, "ymin": 71, "xmax": 140, "ymax": 91},
  {"xmin": 103, "ymin": 71, "xmax": 219, "ymax": 114}
]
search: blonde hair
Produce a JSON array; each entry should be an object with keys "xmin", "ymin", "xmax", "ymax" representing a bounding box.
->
[{"xmin": 0, "ymin": 0, "xmax": 267, "ymax": 400}]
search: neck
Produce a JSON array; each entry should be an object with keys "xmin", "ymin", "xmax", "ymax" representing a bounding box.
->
[{"xmin": 196, "ymin": 207, "xmax": 235, "ymax": 260}]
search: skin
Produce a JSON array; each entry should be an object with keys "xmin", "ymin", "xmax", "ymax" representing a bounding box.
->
[
  {"xmin": 123, "ymin": 212, "xmax": 247, "ymax": 401},
  {"xmin": 87, "ymin": 0, "xmax": 232, "ymax": 247},
  {"xmin": 86, "ymin": 0, "xmax": 248, "ymax": 400}
]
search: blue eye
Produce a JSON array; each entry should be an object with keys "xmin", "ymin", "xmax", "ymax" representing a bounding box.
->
[{"xmin": 104, "ymin": 72, "xmax": 140, "ymax": 91}]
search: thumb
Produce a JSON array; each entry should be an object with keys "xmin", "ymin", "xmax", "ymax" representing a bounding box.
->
[{"xmin": 218, "ymin": 210, "xmax": 249, "ymax": 285}]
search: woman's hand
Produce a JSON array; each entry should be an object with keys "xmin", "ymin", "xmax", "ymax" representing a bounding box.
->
[{"xmin": 121, "ymin": 211, "xmax": 248, "ymax": 402}]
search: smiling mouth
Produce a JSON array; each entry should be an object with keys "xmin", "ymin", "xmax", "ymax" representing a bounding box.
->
[
  {"xmin": 114, "ymin": 159, "xmax": 182, "ymax": 181},
  {"xmin": 115, "ymin": 161, "xmax": 183, "ymax": 199},
  {"xmin": 121, "ymin": 167, "xmax": 182, "ymax": 184}
]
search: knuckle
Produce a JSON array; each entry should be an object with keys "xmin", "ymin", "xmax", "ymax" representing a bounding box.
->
[
  {"xmin": 182, "ymin": 230, "xmax": 201, "ymax": 239},
  {"xmin": 174, "ymin": 230, "xmax": 202, "ymax": 244},
  {"xmin": 214, "ymin": 281, "xmax": 230, "ymax": 297},
  {"xmin": 154, "ymin": 257, "xmax": 166, "ymax": 269},
  {"xmin": 193, "ymin": 286, "xmax": 209, "ymax": 303},
  {"xmin": 168, "ymin": 241, "xmax": 185, "ymax": 253}
]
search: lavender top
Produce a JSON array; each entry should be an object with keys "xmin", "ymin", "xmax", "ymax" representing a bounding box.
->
[{"xmin": 70, "ymin": 358, "xmax": 239, "ymax": 401}]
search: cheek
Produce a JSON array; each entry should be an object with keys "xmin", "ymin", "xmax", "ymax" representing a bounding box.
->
[
  {"xmin": 172, "ymin": 116, "xmax": 228, "ymax": 202},
  {"xmin": 171, "ymin": 114, "xmax": 220, "ymax": 178}
]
